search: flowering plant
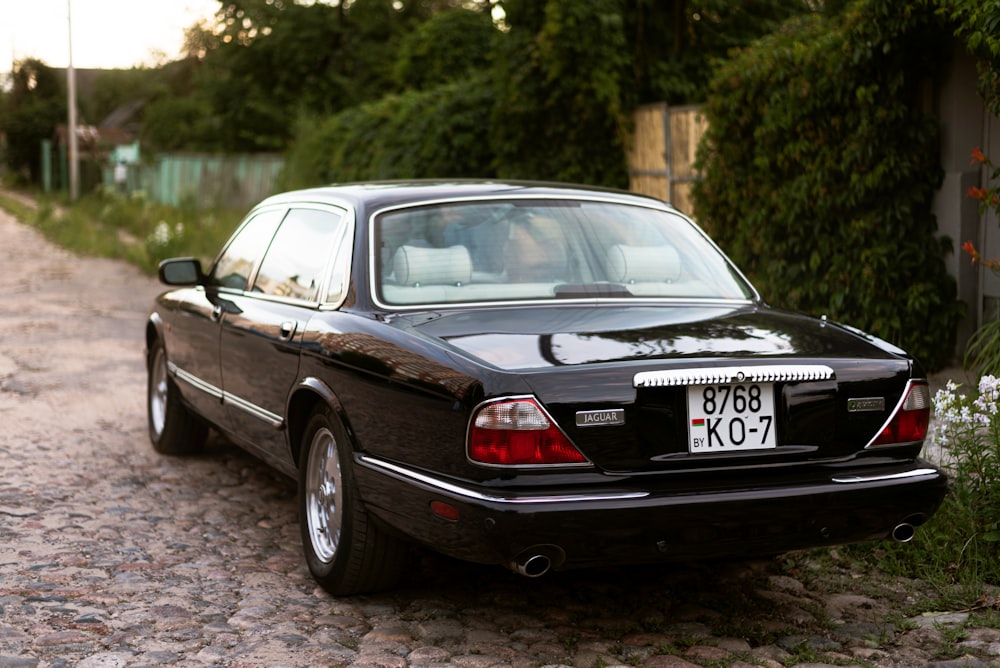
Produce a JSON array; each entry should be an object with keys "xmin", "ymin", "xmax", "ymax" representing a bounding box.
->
[
  {"xmin": 964, "ymin": 147, "xmax": 1000, "ymax": 271},
  {"xmin": 963, "ymin": 148, "xmax": 1000, "ymax": 375},
  {"xmin": 930, "ymin": 378, "xmax": 1000, "ymax": 550}
]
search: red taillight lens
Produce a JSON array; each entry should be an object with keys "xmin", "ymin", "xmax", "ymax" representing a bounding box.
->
[
  {"xmin": 468, "ymin": 398, "xmax": 588, "ymax": 466},
  {"xmin": 868, "ymin": 381, "xmax": 930, "ymax": 447}
]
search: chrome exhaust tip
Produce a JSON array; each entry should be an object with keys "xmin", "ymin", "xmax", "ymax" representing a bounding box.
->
[
  {"xmin": 507, "ymin": 545, "xmax": 565, "ymax": 578},
  {"xmin": 515, "ymin": 554, "xmax": 552, "ymax": 578},
  {"xmin": 891, "ymin": 522, "xmax": 916, "ymax": 543}
]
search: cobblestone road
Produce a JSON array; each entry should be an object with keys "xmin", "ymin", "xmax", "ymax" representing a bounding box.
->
[{"xmin": 0, "ymin": 206, "xmax": 998, "ymax": 667}]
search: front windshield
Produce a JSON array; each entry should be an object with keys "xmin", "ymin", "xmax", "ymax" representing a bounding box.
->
[{"xmin": 373, "ymin": 198, "xmax": 754, "ymax": 306}]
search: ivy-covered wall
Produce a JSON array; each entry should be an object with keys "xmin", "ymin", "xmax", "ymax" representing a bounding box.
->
[{"xmin": 693, "ymin": 0, "xmax": 964, "ymax": 371}]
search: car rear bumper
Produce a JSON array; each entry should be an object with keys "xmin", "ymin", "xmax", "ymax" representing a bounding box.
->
[{"xmin": 356, "ymin": 456, "xmax": 948, "ymax": 570}]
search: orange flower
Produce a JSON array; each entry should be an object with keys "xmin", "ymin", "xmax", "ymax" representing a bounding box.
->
[
  {"xmin": 972, "ymin": 147, "xmax": 988, "ymax": 165},
  {"xmin": 962, "ymin": 241, "xmax": 1000, "ymax": 272},
  {"xmin": 968, "ymin": 186, "xmax": 989, "ymax": 201}
]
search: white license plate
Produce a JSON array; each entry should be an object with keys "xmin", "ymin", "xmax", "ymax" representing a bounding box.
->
[{"xmin": 687, "ymin": 383, "xmax": 776, "ymax": 452}]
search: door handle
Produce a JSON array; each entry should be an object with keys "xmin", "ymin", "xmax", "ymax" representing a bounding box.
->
[{"xmin": 279, "ymin": 321, "xmax": 298, "ymax": 342}]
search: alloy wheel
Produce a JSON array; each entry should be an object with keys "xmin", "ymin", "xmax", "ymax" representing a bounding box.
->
[{"xmin": 305, "ymin": 426, "xmax": 344, "ymax": 564}]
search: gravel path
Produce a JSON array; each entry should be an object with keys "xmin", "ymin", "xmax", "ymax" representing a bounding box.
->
[{"xmin": 0, "ymin": 204, "xmax": 997, "ymax": 667}]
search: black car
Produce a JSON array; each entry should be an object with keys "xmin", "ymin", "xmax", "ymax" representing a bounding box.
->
[{"xmin": 146, "ymin": 181, "xmax": 947, "ymax": 595}]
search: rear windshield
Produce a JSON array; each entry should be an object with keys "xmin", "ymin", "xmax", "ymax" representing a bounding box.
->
[{"xmin": 373, "ymin": 199, "xmax": 754, "ymax": 306}]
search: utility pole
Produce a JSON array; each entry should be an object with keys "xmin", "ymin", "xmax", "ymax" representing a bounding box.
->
[{"xmin": 67, "ymin": 0, "xmax": 79, "ymax": 200}]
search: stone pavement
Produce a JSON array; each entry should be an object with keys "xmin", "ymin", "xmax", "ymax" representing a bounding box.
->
[{"xmin": 0, "ymin": 204, "xmax": 998, "ymax": 667}]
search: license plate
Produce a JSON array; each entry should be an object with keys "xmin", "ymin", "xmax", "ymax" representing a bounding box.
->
[{"xmin": 687, "ymin": 383, "xmax": 776, "ymax": 452}]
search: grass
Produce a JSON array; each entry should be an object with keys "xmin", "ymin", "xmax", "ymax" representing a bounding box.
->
[
  {"xmin": 0, "ymin": 190, "xmax": 36, "ymax": 222},
  {"xmin": 0, "ymin": 185, "xmax": 242, "ymax": 275}
]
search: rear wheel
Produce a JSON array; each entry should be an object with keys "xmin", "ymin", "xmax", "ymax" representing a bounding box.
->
[
  {"xmin": 147, "ymin": 340, "xmax": 207, "ymax": 454},
  {"xmin": 299, "ymin": 405, "xmax": 408, "ymax": 595}
]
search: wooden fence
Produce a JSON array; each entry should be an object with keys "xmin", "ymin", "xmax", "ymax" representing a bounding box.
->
[{"xmin": 627, "ymin": 103, "xmax": 706, "ymax": 214}]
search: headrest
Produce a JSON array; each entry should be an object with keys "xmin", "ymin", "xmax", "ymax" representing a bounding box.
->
[
  {"xmin": 393, "ymin": 245, "xmax": 472, "ymax": 286},
  {"xmin": 604, "ymin": 244, "xmax": 681, "ymax": 283}
]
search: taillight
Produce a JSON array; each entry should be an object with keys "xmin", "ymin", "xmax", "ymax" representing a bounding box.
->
[
  {"xmin": 867, "ymin": 381, "xmax": 930, "ymax": 447},
  {"xmin": 468, "ymin": 398, "xmax": 588, "ymax": 466}
]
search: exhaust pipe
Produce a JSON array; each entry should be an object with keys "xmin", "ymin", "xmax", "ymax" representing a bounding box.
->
[
  {"xmin": 891, "ymin": 522, "xmax": 916, "ymax": 543},
  {"xmin": 515, "ymin": 554, "xmax": 552, "ymax": 578},
  {"xmin": 508, "ymin": 545, "xmax": 565, "ymax": 578}
]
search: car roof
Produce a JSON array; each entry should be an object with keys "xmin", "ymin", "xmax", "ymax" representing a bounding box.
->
[{"xmin": 254, "ymin": 180, "xmax": 674, "ymax": 213}]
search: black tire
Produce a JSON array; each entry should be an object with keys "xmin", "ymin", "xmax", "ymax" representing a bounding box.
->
[
  {"xmin": 299, "ymin": 405, "xmax": 408, "ymax": 595},
  {"xmin": 147, "ymin": 340, "xmax": 208, "ymax": 455}
]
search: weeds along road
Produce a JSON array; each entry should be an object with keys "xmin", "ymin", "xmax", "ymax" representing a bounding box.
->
[{"xmin": 0, "ymin": 205, "xmax": 996, "ymax": 667}]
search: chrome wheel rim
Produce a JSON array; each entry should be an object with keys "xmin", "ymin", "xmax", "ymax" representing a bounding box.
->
[
  {"xmin": 305, "ymin": 426, "xmax": 344, "ymax": 564},
  {"xmin": 149, "ymin": 349, "xmax": 168, "ymax": 439}
]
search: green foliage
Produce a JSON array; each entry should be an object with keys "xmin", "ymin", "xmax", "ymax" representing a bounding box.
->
[
  {"xmin": 624, "ymin": 0, "xmax": 814, "ymax": 104},
  {"xmin": 490, "ymin": 0, "xmax": 631, "ymax": 187},
  {"xmin": 693, "ymin": 0, "xmax": 963, "ymax": 371},
  {"xmin": 942, "ymin": 0, "xmax": 1000, "ymax": 114},
  {"xmin": 966, "ymin": 315, "xmax": 1000, "ymax": 377},
  {"xmin": 0, "ymin": 60, "xmax": 67, "ymax": 183},
  {"xmin": 142, "ymin": 0, "xmax": 429, "ymax": 153},
  {"xmin": 281, "ymin": 0, "xmax": 817, "ymax": 192},
  {"xmin": 280, "ymin": 75, "xmax": 496, "ymax": 187},
  {"xmin": 18, "ymin": 188, "xmax": 239, "ymax": 275},
  {"xmin": 393, "ymin": 8, "xmax": 498, "ymax": 90}
]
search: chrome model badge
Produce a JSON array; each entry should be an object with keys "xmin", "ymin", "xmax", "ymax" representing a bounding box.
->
[
  {"xmin": 847, "ymin": 397, "xmax": 885, "ymax": 413},
  {"xmin": 576, "ymin": 409, "xmax": 626, "ymax": 427}
]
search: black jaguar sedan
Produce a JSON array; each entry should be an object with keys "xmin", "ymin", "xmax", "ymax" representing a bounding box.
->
[{"xmin": 146, "ymin": 181, "xmax": 947, "ymax": 595}]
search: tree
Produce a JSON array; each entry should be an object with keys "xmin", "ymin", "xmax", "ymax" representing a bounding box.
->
[
  {"xmin": 491, "ymin": 0, "xmax": 632, "ymax": 186},
  {"xmin": 394, "ymin": 8, "xmax": 497, "ymax": 90},
  {"xmin": 0, "ymin": 59, "xmax": 66, "ymax": 183},
  {"xmin": 624, "ymin": 0, "xmax": 813, "ymax": 104},
  {"xmin": 141, "ymin": 0, "xmax": 439, "ymax": 153}
]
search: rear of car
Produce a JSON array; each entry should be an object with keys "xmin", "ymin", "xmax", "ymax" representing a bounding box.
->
[{"xmin": 351, "ymin": 189, "xmax": 946, "ymax": 575}]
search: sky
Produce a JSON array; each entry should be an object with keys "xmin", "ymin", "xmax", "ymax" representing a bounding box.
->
[{"xmin": 2, "ymin": 0, "xmax": 220, "ymax": 73}]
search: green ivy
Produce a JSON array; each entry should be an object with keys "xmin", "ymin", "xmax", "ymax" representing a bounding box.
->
[
  {"xmin": 279, "ymin": 75, "xmax": 496, "ymax": 188},
  {"xmin": 693, "ymin": 0, "xmax": 963, "ymax": 371},
  {"xmin": 942, "ymin": 0, "xmax": 1000, "ymax": 116},
  {"xmin": 490, "ymin": 0, "xmax": 631, "ymax": 187}
]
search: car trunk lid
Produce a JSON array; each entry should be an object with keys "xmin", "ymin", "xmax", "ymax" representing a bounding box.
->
[{"xmin": 410, "ymin": 304, "xmax": 915, "ymax": 473}]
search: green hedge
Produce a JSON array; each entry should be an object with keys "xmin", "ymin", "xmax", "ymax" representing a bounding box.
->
[
  {"xmin": 281, "ymin": 0, "xmax": 632, "ymax": 191},
  {"xmin": 279, "ymin": 75, "xmax": 497, "ymax": 189},
  {"xmin": 693, "ymin": 0, "xmax": 963, "ymax": 371}
]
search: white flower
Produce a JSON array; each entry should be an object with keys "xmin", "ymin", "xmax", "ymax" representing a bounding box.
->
[{"xmin": 149, "ymin": 221, "xmax": 171, "ymax": 247}]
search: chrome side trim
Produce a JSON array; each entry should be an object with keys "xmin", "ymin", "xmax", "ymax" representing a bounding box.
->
[
  {"xmin": 168, "ymin": 361, "xmax": 223, "ymax": 400},
  {"xmin": 223, "ymin": 393, "xmax": 283, "ymax": 429},
  {"xmin": 360, "ymin": 456, "xmax": 649, "ymax": 505},
  {"xmin": 831, "ymin": 468, "xmax": 940, "ymax": 484},
  {"xmin": 167, "ymin": 361, "xmax": 283, "ymax": 429},
  {"xmin": 634, "ymin": 364, "xmax": 836, "ymax": 388}
]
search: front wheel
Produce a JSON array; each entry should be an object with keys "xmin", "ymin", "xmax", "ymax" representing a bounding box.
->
[
  {"xmin": 147, "ymin": 340, "xmax": 207, "ymax": 455},
  {"xmin": 299, "ymin": 405, "xmax": 408, "ymax": 595}
]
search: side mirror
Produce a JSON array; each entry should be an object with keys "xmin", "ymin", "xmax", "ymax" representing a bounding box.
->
[{"xmin": 158, "ymin": 258, "xmax": 204, "ymax": 286}]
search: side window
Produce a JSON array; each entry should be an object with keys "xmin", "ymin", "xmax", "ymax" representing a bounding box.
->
[
  {"xmin": 326, "ymin": 228, "xmax": 353, "ymax": 305},
  {"xmin": 210, "ymin": 209, "xmax": 285, "ymax": 290},
  {"xmin": 253, "ymin": 208, "xmax": 345, "ymax": 302}
]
